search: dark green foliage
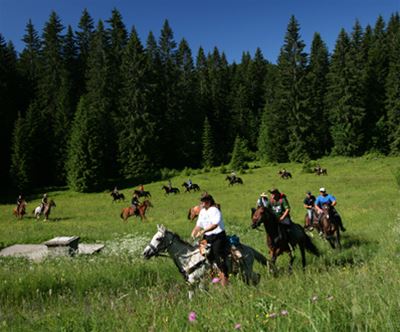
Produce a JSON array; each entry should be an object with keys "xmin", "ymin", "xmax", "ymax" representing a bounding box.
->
[
  {"xmin": 202, "ymin": 117, "xmax": 215, "ymax": 168},
  {"xmin": 230, "ymin": 136, "xmax": 249, "ymax": 171},
  {"xmin": 0, "ymin": 35, "xmax": 19, "ymax": 187},
  {"xmin": 117, "ymin": 27, "xmax": 158, "ymax": 180},
  {"xmin": 9, "ymin": 114, "xmax": 31, "ymax": 191},
  {"xmin": 306, "ymin": 33, "xmax": 330, "ymax": 157}
]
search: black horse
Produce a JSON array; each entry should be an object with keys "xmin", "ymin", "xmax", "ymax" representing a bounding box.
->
[
  {"xmin": 182, "ymin": 182, "xmax": 201, "ymax": 193},
  {"xmin": 251, "ymin": 205, "xmax": 319, "ymax": 272},
  {"xmin": 111, "ymin": 192, "xmax": 125, "ymax": 202},
  {"xmin": 133, "ymin": 190, "xmax": 152, "ymax": 198},
  {"xmin": 278, "ymin": 170, "xmax": 292, "ymax": 179},
  {"xmin": 225, "ymin": 175, "xmax": 243, "ymax": 186},
  {"xmin": 162, "ymin": 185, "xmax": 180, "ymax": 195}
]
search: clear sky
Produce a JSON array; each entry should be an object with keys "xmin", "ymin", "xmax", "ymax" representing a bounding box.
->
[{"xmin": 0, "ymin": 0, "xmax": 398, "ymax": 63}]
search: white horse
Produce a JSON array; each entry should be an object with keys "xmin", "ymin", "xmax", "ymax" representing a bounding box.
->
[
  {"xmin": 143, "ymin": 225, "xmax": 268, "ymax": 298},
  {"xmin": 33, "ymin": 200, "xmax": 56, "ymax": 220}
]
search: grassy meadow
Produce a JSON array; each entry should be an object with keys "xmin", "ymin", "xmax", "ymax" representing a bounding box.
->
[{"xmin": 0, "ymin": 156, "xmax": 400, "ymax": 331}]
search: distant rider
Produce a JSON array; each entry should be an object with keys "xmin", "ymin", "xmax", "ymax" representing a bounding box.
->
[{"xmin": 40, "ymin": 194, "xmax": 48, "ymax": 213}]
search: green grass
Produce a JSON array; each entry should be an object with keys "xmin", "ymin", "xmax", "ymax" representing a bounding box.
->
[{"xmin": 1, "ymin": 156, "xmax": 399, "ymax": 331}]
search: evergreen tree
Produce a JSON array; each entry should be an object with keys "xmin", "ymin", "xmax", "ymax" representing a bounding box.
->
[
  {"xmin": 0, "ymin": 35, "xmax": 19, "ymax": 187},
  {"xmin": 306, "ymin": 32, "xmax": 330, "ymax": 157},
  {"xmin": 76, "ymin": 8, "xmax": 94, "ymax": 96},
  {"xmin": 202, "ymin": 117, "xmax": 216, "ymax": 167},
  {"xmin": 158, "ymin": 20, "xmax": 180, "ymax": 167},
  {"xmin": 9, "ymin": 114, "xmax": 31, "ymax": 191},
  {"xmin": 386, "ymin": 13, "xmax": 400, "ymax": 154},
  {"xmin": 364, "ymin": 17, "xmax": 390, "ymax": 153},
  {"xmin": 67, "ymin": 21, "xmax": 111, "ymax": 191},
  {"xmin": 230, "ymin": 136, "xmax": 249, "ymax": 170},
  {"xmin": 326, "ymin": 24, "xmax": 367, "ymax": 156},
  {"xmin": 273, "ymin": 15, "xmax": 309, "ymax": 162},
  {"xmin": 117, "ymin": 27, "xmax": 158, "ymax": 180}
]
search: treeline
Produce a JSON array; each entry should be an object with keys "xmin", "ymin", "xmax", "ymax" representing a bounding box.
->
[{"xmin": 0, "ymin": 10, "xmax": 399, "ymax": 192}]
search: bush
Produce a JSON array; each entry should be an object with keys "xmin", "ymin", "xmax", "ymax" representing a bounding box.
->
[
  {"xmin": 160, "ymin": 168, "xmax": 179, "ymax": 180},
  {"xmin": 219, "ymin": 164, "xmax": 227, "ymax": 174}
]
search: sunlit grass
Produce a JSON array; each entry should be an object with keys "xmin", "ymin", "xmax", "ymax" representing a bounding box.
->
[{"xmin": 1, "ymin": 156, "xmax": 399, "ymax": 330}]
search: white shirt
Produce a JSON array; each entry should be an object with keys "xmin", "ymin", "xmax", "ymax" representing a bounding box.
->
[{"xmin": 196, "ymin": 206, "xmax": 225, "ymax": 235}]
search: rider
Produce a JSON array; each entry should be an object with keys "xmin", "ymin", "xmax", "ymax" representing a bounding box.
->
[
  {"xmin": 315, "ymin": 187, "xmax": 346, "ymax": 232},
  {"xmin": 167, "ymin": 180, "xmax": 172, "ymax": 190},
  {"xmin": 187, "ymin": 178, "xmax": 192, "ymax": 189},
  {"xmin": 139, "ymin": 184, "xmax": 144, "ymax": 192},
  {"xmin": 16, "ymin": 194, "xmax": 24, "ymax": 209},
  {"xmin": 303, "ymin": 191, "xmax": 316, "ymax": 229},
  {"xmin": 256, "ymin": 192, "xmax": 269, "ymax": 208},
  {"xmin": 191, "ymin": 193, "xmax": 229, "ymax": 286},
  {"xmin": 113, "ymin": 186, "xmax": 119, "ymax": 195},
  {"xmin": 131, "ymin": 193, "xmax": 140, "ymax": 208},
  {"xmin": 266, "ymin": 188, "xmax": 294, "ymax": 249},
  {"xmin": 40, "ymin": 193, "xmax": 48, "ymax": 213},
  {"xmin": 231, "ymin": 171, "xmax": 237, "ymax": 180}
]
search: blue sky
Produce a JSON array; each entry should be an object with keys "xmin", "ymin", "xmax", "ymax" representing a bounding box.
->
[{"xmin": 0, "ymin": 0, "xmax": 398, "ymax": 63}]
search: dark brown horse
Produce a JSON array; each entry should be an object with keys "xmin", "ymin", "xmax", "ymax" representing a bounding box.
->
[
  {"xmin": 251, "ymin": 206, "xmax": 319, "ymax": 272},
  {"xmin": 111, "ymin": 192, "xmax": 125, "ymax": 202},
  {"xmin": 120, "ymin": 199, "xmax": 153, "ymax": 221},
  {"xmin": 13, "ymin": 201, "xmax": 27, "ymax": 219},
  {"xmin": 314, "ymin": 167, "xmax": 328, "ymax": 176},
  {"xmin": 133, "ymin": 190, "xmax": 151, "ymax": 198},
  {"xmin": 225, "ymin": 175, "xmax": 243, "ymax": 185},
  {"xmin": 161, "ymin": 185, "xmax": 180, "ymax": 195},
  {"xmin": 316, "ymin": 204, "xmax": 341, "ymax": 249},
  {"xmin": 278, "ymin": 170, "xmax": 292, "ymax": 179},
  {"xmin": 182, "ymin": 182, "xmax": 201, "ymax": 193}
]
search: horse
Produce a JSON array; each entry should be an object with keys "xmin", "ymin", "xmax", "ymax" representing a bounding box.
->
[
  {"xmin": 225, "ymin": 175, "xmax": 243, "ymax": 186},
  {"xmin": 161, "ymin": 185, "xmax": 180, "ymax": 195},
  {"xmin": 182, "ymin": 182, "xmax": 201, "ymax": 193},
  {"xmin": 110, "ymin": 192, "xmax": 125, "ymax": 202},
  {"xmin": 13, "ymin": 201, "xmax": 27, "ymax": 219},
  {"xmin": 133, "ymin": 189, "xmax": 152, "ymax": 198},
  {"xmin": 187, "ymin": 205, "xmax": 201, "ymax": 221},
  {"xmin": 187, "ymin": 203, "xmax": 222, "ymax": 221},
  {"xmin": 316, "ymin": 204, "xmax": 341, "ymax": 249},
  {"xmin": 120, "ymin": 199, "xmax": 153, "ymax": 221},
  {"xmin": 251, "ymin": 205, "xmax": 319, "ymax": 272},
  {"xmin": 278, "ymin": 170, "xmax": 292, "ymax": 179},
  {"xmin": 314, "ymin": 167, "xmax": 328, "ymax": 176},
  {"xmin": 143, "ymin": 225, "xmax": 268, "ymax": 299},
  {"xmin": 33, "ymin": 199, "xmax": 56, "ymax": 221}
]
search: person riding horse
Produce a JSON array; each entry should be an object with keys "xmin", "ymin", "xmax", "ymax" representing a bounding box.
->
[
  {"xmin": 131, "ymin": 193, "xmax": 140, "ymax": 213},
  {"xmin": 17, "ymin": 194, "xmax": 24, "ymax": 209},
  {"xmin": 303, "ymin": 191, "xmax": 316, "ymax": 229},
  {"xmin": 265, "ymin": 188, "xmax": 294, "ymax": 249},
  {"xmin": 256, "ymin": 192, "xmax": 269, "ymax": 208},
  {"xmin": 315, "ymin": 188, "xmax": 346, "ymax": 232},
  {"xmin": 113, "ymin": 186, "xmax": 119, "ymax": 196},
  {"xmin": 191, "ymin": 194, "xmax": 229, "ymax": 286},
  {"xmin": 40, "ymin": 194, "xmax": 48, "ymax": 214}
]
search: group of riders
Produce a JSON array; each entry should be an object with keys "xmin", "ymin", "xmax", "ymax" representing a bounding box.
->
[
  {"xmin": 190, "ymin": 186, "xmax": 346, "ymax": 287},
  {"xmin": 16, "ymin": 193, "xmax": 49, "ymax": 215}
]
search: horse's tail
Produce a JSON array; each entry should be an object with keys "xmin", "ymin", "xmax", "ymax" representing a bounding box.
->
[
  {"xmin": 120, "ymin": 210, "xmax": 124, "ymax": 219},
  {"xmin": 248, "ymin": 246, "xmax": 268, "ymax": 266},
  {"xmin": 187, "ymin": 208, "xmax": 192, "ymax": 220},
  {"xmin": 303, "ymin": 233, "xmax": 320, "ymax": 257}
]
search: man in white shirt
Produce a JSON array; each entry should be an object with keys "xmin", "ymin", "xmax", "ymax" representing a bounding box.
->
[{"xmin": 191, "ymin": 194, "xmax": 229, "ymax": 286}]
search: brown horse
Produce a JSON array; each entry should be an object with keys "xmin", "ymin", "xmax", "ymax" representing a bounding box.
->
[
  {"xmin": 316, "ymin": 204, "xmax": 341, "ymax": 249},
  {"xmin": 187, "ymin": 205, "xmax": 201, "ymax": 221},
  {"xmin": 251, "ymin": 206, "xmax": 319, "ymax": 272},
  {"xmin": 13, "ymin": 201, "xmax": 27, "ymax": 219},
  {"xmin": 120, "ymin": 199, "xmax": 153, "ymax": 221}
]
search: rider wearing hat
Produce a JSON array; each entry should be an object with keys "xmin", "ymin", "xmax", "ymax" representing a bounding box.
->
[
  {"xmin": 315, "ymin": 187, "xmax": 346, "ymax": 232},
  {"xmin": 257, "ymin": 192, "xmax": 269, "ymax": 208},
  {"xmin": 191, "ymin": 193, "xmax": 229, "ymax": 286}
]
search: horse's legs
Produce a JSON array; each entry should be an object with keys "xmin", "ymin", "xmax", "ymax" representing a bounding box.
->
[
  {"xmin": 299, "ymin": 245, "xmax": 306, "ymax": 270},
  {"xmin": 288, "ymin": 250, "xmax": 295, "ymax": 273}
]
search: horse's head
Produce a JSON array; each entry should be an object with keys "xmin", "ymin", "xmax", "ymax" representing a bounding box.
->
[
  {"xmin": 143, "ymin": 200, "xmax": 153, "ymax": 208},
  {"xmin": 143, "ymin": 224, "xmax": 174, "ymax": 259},
  {"xmin": 251, "ymin": 206, "xmax": 265, "ymax": 229},
  {"xmin": 49, "ymin": 199, "xmax": 56, "ymax": 207}
]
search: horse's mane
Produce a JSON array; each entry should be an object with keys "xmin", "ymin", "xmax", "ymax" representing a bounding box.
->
[{"xmin": 165, "ymin": 229, "xmax": 196, "ymax": 249}]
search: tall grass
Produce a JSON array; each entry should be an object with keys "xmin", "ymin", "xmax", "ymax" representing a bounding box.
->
[{"xmin": 1, "ymin": 156, "xmax": 399, "ymax": 331}]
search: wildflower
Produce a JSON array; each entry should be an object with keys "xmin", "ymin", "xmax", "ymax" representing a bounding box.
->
[
  {"xmin": 234, "ymin": 323, "xmax": 241, "ymax": 330},
  {"xmin": 188, "ymin": 311, "xmax": 196, "ymax": 322},
  {"xmin": 311, "ymin": 295, "xmax": 318, "ymax": 302},
  {"xmin": 212, "ymin": 277, "xmax": 220, "ymax": 283},
  {"xmin": 268, "ymin": 312, "xmax": 278, "ymax": 319},
  {"xmin": 280, "ymin": 310, "xmax": 288, "ymax": 316}
]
